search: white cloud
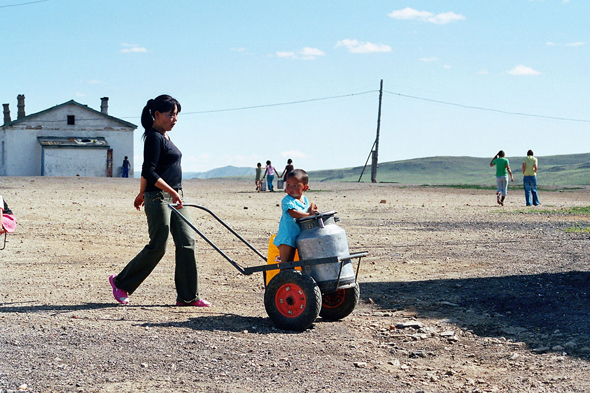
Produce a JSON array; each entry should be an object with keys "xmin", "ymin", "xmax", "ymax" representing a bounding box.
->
[
  {"xmin": 507, "ymin": 65, "xmax": 541, "ymax": 75},
  {"xmin": 121, "ymin": 43, "xmax": 148, "ymax": 53},
  {"xmin": 88, "ymin": 79, "xmax": 105, "ymax": 85},
  {"xmin": 388, "ymin": 7, "xmax": 465, "ymax": 25},
  {"xmin": 443, "ymin": 65, "xmax": 451, "ymax": 69},
  {"xmin": 276, "ymin": 47, "xmax": 325, "ymax": 60},
  {"xmin": 565, "ymin": 42, "xmax": 585, "ymax": 47},
  {"xmin": 546, "ymin": 41, "xmax": 556, "ymax": 46},
  {"xmin": 420, "ymin": 57, "xmax": 438, "ymax": 62},
  {"xmin": 478, "ymin": 69, "xmax": 489, "ymax": 75},
  {"xmin": 75, "ymin": 92, "xmax": 86, "ymax": 97},
  {"xmin": 335, "ymin": 39, "xmax": 391, "ymax": 54},
  {"xmin": 299, "ymin": 47, "xmax": 325, "ymax": 59}
]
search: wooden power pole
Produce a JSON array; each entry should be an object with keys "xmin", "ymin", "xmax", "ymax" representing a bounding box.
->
[
  {"xmin": 371, "ymin": 79, "xmax": 383, "ymax": 183},
  {"xmin": 358, "ymin": 79, "xmax": 384, "ymax": 183}
]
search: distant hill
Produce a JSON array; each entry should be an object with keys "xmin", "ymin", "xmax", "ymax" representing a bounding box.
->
[
  {"xmin": 184, "ymin": 165, "xmax": 255, "ymax": 179},
  {"xmin": 183, "ymin": 153, "xmax": 590, "ymax": 186}
]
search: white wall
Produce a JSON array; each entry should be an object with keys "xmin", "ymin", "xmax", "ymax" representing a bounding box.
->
[
  {"xmin": 43, "ymin": 148, "xmax": 108, "ymax": 177},
  {"xmin": 0, "ymin": 103, "xmax": 135, "ymax": 177}
]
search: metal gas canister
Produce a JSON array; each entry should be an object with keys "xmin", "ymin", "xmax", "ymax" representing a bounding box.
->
[{"xmin": 296, "ymin": 211, "xmax": 357, "ymax": 292}]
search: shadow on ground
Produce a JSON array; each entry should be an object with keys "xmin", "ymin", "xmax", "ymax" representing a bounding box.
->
[{"xmin": 360, "ymin": 271, "xmax": 590, "ymax": 359}]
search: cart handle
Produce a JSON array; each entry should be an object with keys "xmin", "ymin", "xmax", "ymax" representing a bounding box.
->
[{"xmin": 168, "ymin": 203, "xmax": 267, "ymax": 275}]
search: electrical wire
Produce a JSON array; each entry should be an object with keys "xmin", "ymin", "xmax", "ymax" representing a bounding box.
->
[
  {"xmin": 181, "ymin": 91, "xmax": 378, "ymax": 115},
  {"xmin": 6, "ymin": 88, "xmax": 589, "ymax": 124},
  {"xmin": 384, "ymin": 90, "xmax": 590, "ymax": 123},
  {"xmin": 0, "ymin": 0, "xmax": 47, "ymax": 8}
]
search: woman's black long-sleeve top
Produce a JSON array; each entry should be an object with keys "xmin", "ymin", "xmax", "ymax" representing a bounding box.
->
[{"xmin": 141, "ymin": 129, "xmax": 183, "ymax": 192}]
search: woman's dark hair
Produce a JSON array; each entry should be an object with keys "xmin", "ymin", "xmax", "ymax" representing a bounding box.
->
[
  {"xmin": 497, "ymin": 150, "xmax": 505, "ymax": 158},
  {"xmin": 266, "ymin": 160, "xmax": 271, "ymax": 165},
  {"xmin": 527, "ymin": 150, "xmax": 534, "ymax": 156},
  {"xmin": 141, "ymin": 95, "xmax": 181, "ymax": 138},
  {"xmin": 287, "ymin": 158, "xmax": 292, "ymax": 164}
]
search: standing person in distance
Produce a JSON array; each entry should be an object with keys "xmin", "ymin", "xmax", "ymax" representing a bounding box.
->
[
  {"xmin": 490, "ymin": 150, "xmax": 514, "ymax": 206},
  {"xmin": 522, "ymin": 149, "xmax": 540, "ymax": 206},
  {"xmin": 109, "ymin": 95, "xmax": 210, "ymax": 307},
  {"xmin": 263, "ymin": 160, "xmax": 278, "ymax": 192},
  {"xmin": 255, "ymin": 162, "xmax": 263, "ymax": 192},
  {"xmin": 121, "ymin": 156, "xmax": 131, "ymax": 178},
  {"xmin": 279, "ymin": 158, "xmax": 294, "ymax": 182}
]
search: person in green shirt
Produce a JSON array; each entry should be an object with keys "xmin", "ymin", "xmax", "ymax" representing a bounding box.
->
[{"xmin": 490, "ymin": 150, "xmax": 514, "ymax": 206}]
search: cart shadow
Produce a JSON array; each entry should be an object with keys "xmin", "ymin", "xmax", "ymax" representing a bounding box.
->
[
  {"xmin": 138, "ymin": 313, "xmax": 287, "ymax": 334},
  {"xmin": 359, "ymin": 271, "xmax": 590, "ymax": 358}
]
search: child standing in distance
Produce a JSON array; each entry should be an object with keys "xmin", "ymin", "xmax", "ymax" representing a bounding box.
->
[
  {"xmin": 490, "ymin": 150, "xmax": 514, "ymax": 206},
  {"xmin": 255, "ymin": 162, "xmax": 263, "ymax": 192},
  {"xmin": 273, "ymin": 169, "xmax": 319, "ymax": 264},
  {"xmin": 263, "ymin": 160, "xmax": 278, "ymax": 192}
]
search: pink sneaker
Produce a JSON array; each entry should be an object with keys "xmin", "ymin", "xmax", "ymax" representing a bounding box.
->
[
  {"xmin": 109, "ymin": 274, "xmax": 129, "ymax": 305},
  {"xmin": 176, "ymin": 299, "xmax": 211, "ymax": 307}
]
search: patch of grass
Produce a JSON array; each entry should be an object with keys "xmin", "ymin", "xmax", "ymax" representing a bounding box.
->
[
  {"xmin": 514, "ymin": 205, "xmax": 590, "ymax": 215},
  {"xmin": 565, "ymin": 226, "xmax": 590, "ymax": 233}
]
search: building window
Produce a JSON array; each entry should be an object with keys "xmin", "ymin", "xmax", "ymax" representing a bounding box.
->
[{"xmin": 67, "ymin": 115, "xmax": 75, "ymax": 125}]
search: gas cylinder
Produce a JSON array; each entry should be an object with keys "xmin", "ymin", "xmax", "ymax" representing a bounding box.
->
[{"xmin": 296, "ymin": 211, "xmax": 356, "ymax": 292}]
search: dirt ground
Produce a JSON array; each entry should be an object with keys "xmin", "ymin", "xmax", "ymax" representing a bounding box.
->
[{"xmin": 1, "ymin": 177, "xmax": 590, "ymax": 393}]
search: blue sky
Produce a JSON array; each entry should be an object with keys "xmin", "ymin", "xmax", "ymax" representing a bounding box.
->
[{"xmin": 1, "ymin": 0, "xmax": 588, "ymax": 173}]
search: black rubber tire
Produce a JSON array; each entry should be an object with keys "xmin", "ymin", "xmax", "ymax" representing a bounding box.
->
[
  {"xmin": 319, "ymin": 284, "xmax": 360, "ymax": 321},
  {"xmin": 264, "ymin": 270, "xmax": 322, "ymax": 331}
]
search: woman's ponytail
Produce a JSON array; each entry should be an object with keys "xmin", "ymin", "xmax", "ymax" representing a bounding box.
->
[{"xmin": 141, "ymin": 99, "xmax": 155, "ymax": 138}]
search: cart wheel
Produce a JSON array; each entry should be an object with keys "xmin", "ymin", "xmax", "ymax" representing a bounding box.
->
[
  {"xmin": 264, "ymin": 270, "xmax": 321, "ymax": 331},
  {"xmin": 319, "ymin": 284, "xmax": 360, "ymax": 321}
]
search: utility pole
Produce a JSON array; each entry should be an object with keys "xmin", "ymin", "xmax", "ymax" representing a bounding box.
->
[
  {"xmin": 358, "ymin": 79, "xmax": 384, "ymax": 183},
  {"xmin": 371, "ymin": 79, "xmax": 383, "ymax": 183}
]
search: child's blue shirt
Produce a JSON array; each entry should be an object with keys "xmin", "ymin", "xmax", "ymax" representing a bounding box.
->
[{"xmin": 273, "ymin": 194, "xmax": 310, "ymax": 248}]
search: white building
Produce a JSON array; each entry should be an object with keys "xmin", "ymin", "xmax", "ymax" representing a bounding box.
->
[{"xmin": 1, "ymin": 95, "xmax": 136, "ymax": 177}]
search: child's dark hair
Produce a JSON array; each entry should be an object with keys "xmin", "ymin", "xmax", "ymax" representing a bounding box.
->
[
  {"xmin": 287, "ymin": 169, "xmax": 309, "ymax": 185},
  {"xmin": 266, "ymin": 160, "xmax": 271, "ymax": 165},
  {"xmin": 141, "ymin": 95, "xmax": 181, "ymax": 138},
  {"xmin": 497, "ymin": 150, "xmax": 505, "ymax": 158},
  {"xmin": 257, "ymin": 162, "xmax": 261, "ymax": 167}
]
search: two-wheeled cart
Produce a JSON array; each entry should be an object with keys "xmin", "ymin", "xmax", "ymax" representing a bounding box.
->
[{"xmin": 169, "ymin": 204, "xmax": 367, "ymax": 331}]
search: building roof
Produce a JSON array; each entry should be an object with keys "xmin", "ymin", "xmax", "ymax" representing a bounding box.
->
[
  {"xmin": 3, "ymin": 100, "xmax": 137, "ymax": 129},
  {"xmin": 38, "ymin": 136, "xmax": 111, "ymax": 149}
]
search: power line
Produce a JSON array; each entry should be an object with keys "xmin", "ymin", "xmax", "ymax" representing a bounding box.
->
[
  {"xmin": 181, "ymin": 91, "xmax": 378, "ymax": 115},
  {"xmin": 0, "ymin": 0, "xmax": 47, "ymax": 8},
  {"xmin": 384, "ymin": 90, "xmax": 590, "ymax": 124}
]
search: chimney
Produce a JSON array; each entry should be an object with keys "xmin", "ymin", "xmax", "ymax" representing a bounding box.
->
[
  {"xmin": 3, "ymin": 104, "xmax": 10, "ymax": 125},
  {"xmin": 100, "ymin": 97, "xmax": 109, "ymax": 115},
  {"xmin": 17, "ymin": 94, "xmax": 25, "ymax": 119}
]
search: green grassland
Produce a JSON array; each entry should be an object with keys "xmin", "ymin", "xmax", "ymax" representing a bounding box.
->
[{"xmin": 309, "ymin": 153, "xmax": 590, "ymax": 186}]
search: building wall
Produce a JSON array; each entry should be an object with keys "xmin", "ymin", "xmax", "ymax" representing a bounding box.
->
[
  {"xmin": 43, "ymin": 147, "xmax": 109, "ymax": 177},
  {"xmin": 0, "ymin": 103, "xmax": 134, "ymax": 177}
]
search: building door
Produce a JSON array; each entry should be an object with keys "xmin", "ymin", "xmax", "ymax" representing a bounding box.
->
[{"xmin": 106, "ymin": 149, "xmax": 113, "ymax": 177}]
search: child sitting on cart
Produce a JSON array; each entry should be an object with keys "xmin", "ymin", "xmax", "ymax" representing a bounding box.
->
[{"xmin": 273, "ymin": 169, "xmax": 318, "ymax": 264}]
